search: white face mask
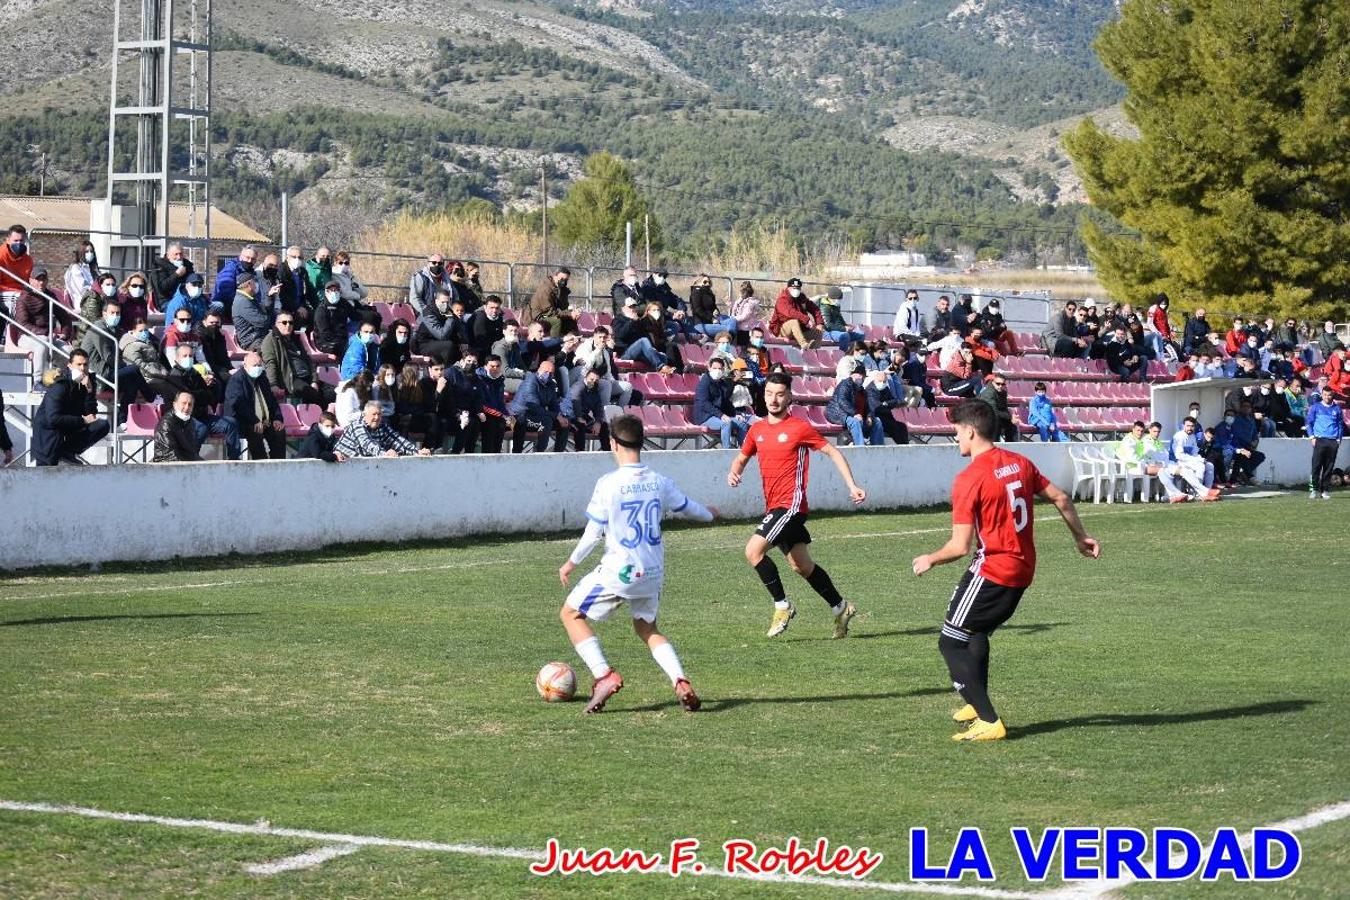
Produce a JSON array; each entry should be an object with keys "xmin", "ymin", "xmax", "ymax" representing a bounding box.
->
[
  {"xmin": 395, "ymin": 334, "xmax": 408, "ymax": 345},
  {"xmin": 648, "ymin": 310, "xmax": 660, "ymax": 320},
  {"xmin": 128, "ymin": 286, "xmax": 145, "ymax": 298},
  {"xmin": 709, "ymin": 368, "xmax": 725, "ymax": 381},
  {"xmin": 84, "ymin": 251, "xmax": 95, "ymax": 263},
  {"xmin": 287, "ymin": 257, "xmax": 302, "ymax": 271},
  {"xmin": 384, "ymin": 375, "xmax": 396, "ymax": 386},
  {"xmin": 624, "ymin": 276, "xmax": 637, "ymax": 287},
  {"xmin": 318, "ymin": 424, "xmax": 334, "ymax": 438},
  {"xmin": 325, "ymin": 291, "xmax": 340, "ymax": 304},
  {"xmin": 175, "ymin": 321, "xmax": 190, "ymax": 333},
  {"xmin": 173, "ymin": 409, "xmax": 192, "ymax": 422},
  {"xmin": 333, "ymin": 264, "xmax": 348, "ymax": 275},
  {"xmin": 186, "ymin": 285, "xmax": 201, "ymax": 298},
  {"xmin": 788, "ymin": 288, "xmax": 801, "ymax": 299},
  {"xmin": 101, "ymin": 283, "xmax": 117, "ymax": 298},
  {"xmin": 653, "ymin": 275, "xmax": 665, "ymax": 286},
  {"xmin": 246, "ymin": 365, "xmax": 264, "ymax": 379}
]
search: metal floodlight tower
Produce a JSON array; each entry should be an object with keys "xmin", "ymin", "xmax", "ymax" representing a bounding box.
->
[{"xmin": 105, "ymin": 0, "xmax": 212, "ymax": 270}]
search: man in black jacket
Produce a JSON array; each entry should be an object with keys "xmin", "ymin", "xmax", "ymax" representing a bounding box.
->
[
  {"xmin": 313, "ymin": 280, "xmax": 355, "ymax": 361},
  {"xmin": 414, "ymin": 289, "xmax": 465, "ymax": 362},
  {"xmin": 197, "ymin": 311, "xmax": 232, "ymax": 385},
  {"xmin": 224, "ymin": 351, "xmax": 286, "ymax": 460},
  {"xmin": 976, "ymin": 374, "xmax": 1018, "ymax": 442},
  {"xmin": 152, "ymin": 392, "xmax": 202, "ymax": 462},
  {"xmin": 469, "ymin": 295, "xmax": 507, "ymax": 361},
  {"xmin": 1105, "ymin": 326, "xmax": 1145, "ymax": 382},
  {"xmin": 164, "ymin": 342, "xmax": 240, "ymax": 459},
  {"xmin": 32, "ymin": 349, "xmax": 110, "ymax": 465},
  {"xmin": 149, "ymin": 243, "xmax": 195, "ymax": 304}
]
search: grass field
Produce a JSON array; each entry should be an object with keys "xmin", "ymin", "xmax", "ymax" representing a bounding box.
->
[{"xmin": 0, "ymin": 493, "xmax": 1346, "ymax": 898}]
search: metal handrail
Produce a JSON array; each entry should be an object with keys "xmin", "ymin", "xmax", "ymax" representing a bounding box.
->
[{"xmin": 0, "ymin": 261, "xmax": 122, "ymax": 463}]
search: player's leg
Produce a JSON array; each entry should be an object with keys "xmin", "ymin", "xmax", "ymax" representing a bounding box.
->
[
  {"xmin": 747, "ymin": 521, "xmax": 795, "ymax": 636},
  {"xmin": 784, "ymin": 541, "xmax": 856, "ymax": 637},
  {"xmin": 633, "ymin": 611, "xmax": 699, "ymax": 711},
  {"xmin": 945, "ymin": 577, "xmax": 1023, "ymax": 741},
  {"xmin": 562, "ymin": 574, "xmax": 624, "ymax": 713},
  {"xmin": 940, "ymin": 572, "xmax": 990, "ymax": 727}
]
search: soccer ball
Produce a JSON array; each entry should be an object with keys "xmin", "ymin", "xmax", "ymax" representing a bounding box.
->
[{"xmin": 536, "ymin": 662, "xmax": 576, "ymax": 702}]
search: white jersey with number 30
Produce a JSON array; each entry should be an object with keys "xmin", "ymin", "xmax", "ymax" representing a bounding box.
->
[{"xmin": 575, "ymin": 463, "xmax": 712, "ymax": 597}]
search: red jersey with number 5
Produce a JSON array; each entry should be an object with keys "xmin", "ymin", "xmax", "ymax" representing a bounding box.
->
[{"xmin": 951, "ymin": 447, "xmax": 1050, "ymax": 588}]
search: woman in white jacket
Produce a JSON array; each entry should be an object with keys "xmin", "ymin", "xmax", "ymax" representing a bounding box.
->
[{"xmin": 335, "ymin": 370, "xmax": 373, "ymax": 428}]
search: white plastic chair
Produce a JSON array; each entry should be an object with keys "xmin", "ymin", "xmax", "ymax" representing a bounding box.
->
[{"xmin": 1070, "ymin": 448, "xmax": 1108, "ymax": 504}]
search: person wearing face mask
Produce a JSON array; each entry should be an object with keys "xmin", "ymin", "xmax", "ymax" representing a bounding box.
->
[
  {"xmin": 116, "ymin": 273, "xmax": 151, "ymax": 326},
  {"xmin": 14, "ymin": 268, "xmax": 73, "ymax": 383},
  {"xmin": 149, "ymin": 243, "xmax": 195, "ymax": 303},
  {"xmin": 299, "ymin": 411, "xmax": 341, "ymax": 462},
  {"xmin": 230, "ymin": 274, "xmax": 274, "ymax": 352},
  {"xmin": 210, "ymin": 246, "xmax": 256, "ymax": 310},
  {"xmin": 825, "ymin": 361, "xmax": 876, "ymax": 446},
  {"xmin": 864, "ymin": 368, "xmax": 911, "ymax": 445},
  {"xmin": 0, "ymin": 224, "xmax": 33, "ymax": 310},
  {"xmin": 443, "ymin": 351, "xmax": 486, "ymax": 453},
  {"xmin": 573, "ymin": 326, "xmax": 633, "ymax": 409},
  {"xmin": 225, "ymin": 350, "xmax": 286, "ymax": 460},
  {"xmin": 163, "ymin": 271, "xmax": 209, "ymax": 328},
  {"xmin": 1026, "ymin": 382, "xmax": 1068, "ymax": 442},
  {"xmin": 818, "ymin": 287, "xmax": 866, "ymax": 352},
  {"xmin": 77, "ymin": 272, "xmax": 121, "ymax": 339},
  {"xmin": 277, "ymin": 246, "xmax": 317, "ymax": 326},
  {"xmin": 371, "ymin": 364, "xmax": 399, "ymax": 419},
  {"xmin": 1224, "ymin": 401, "xmax": 1266, "ymax": 485},
  {"xmin": 893, "ymin": 290, "xmax": 923, "ymax": 342},
  {"xmin": 162, "ymin": 342, "xmax": 239, "ymax": 458},
  {"xmin": 490, "ymin": 320, "xmax": 529, "ymax": 386},
  {"xmin": 609, "ymin": 266, "xmax": 643, "ymax": 318},
  {"xmin": 117, "ymin": 315, "xmax": 171, "ymax": 394},
  {"xmin": 340, "ymin": 321, "xmax": 382, "ymax": 381},
  {"xmin": 636, "ymin": 301, "xmax": 686, "ymax": 373},
  {"xmin": 162, "ymin": 306, "xmax": 202, "ymax": 363},
  {"xmin": 330, "ymin": 251, "xmax": 368, "ymax": 307},
  {"xmin": 729, "ymin": 281, "xmax": 760, "ymax": 347},
  {"xmin": 978, "ymin": 299, "xmax": 1020, "ymax": 358},
  {"xmin": 468, "ymin": 294, "xmax": 506, "ymax": 360},
  {"xmin": 313, "ymin": 279, "xmax": 355, "ymax": 361},
  {"xmin": 413, "ymin": 288, "xmax": 464, "ymax": 363},
  {"xmin": 78, "ymin": 300, "xmax": 150, "ymax": 424},
  {"xmin": 835, "ymin": 342, "xmax": 870, "ymax": 383},
  {"xmin": 561, "ymin": 369, "xmax": 612, "ymax": 452},
  {"xmin": 304, "ymin": 247, "xmax": 333, "ymax": 299},
  {"xmin": 689, "ymin": 274, "xmax": 733, "ymax": 338},
  {"xmin": 32, "ymin": 348, "xmax": 109, "ymax": 465},
  {"xmin": 769, "ymin": 277, "xmax": 824, "ymax": 350},
  {"xmin": 639, "ymin": 268, "xmax": 696, "ymax": 340},
  {"xmin": 522, "ymin": 267, "xmax": 578, "ymax": 337},
  {"xmin": 460, "ymin": 261, "xmax": 485, "ymax": 309},
  {"xmin": 151, "ymin": 391, "xmax": 203, "ymax": 463},
  {"xmin": 195, "ymin": 312, "xmax": 231, "ymax": 388},
  {"xmin": 610, "ymin": 297, "xmax": 673, "ymax": 375},
  {"xmin": 409, "ymin": 254, "xmax": 452, "ymax": 317},
  {"xmin": 509, "ymin": 358, "xmax": 569, "ymax": 453},
  {"xmin": 694, "ymin": 358, "xmax": 749, "ymax": 449},
  {"xmin": 418, "ymin": 360, "xmax": 459, "ymax": 453},
  {"xmin": 380, "ymin": 319, "xmax": 414, "ymax": 373},
  {"xmin": 707, "ymin": 330, "xmax": 740, "ymax": 371},
  {"xmin": 65, "ymin": 240, "xmax": 101, "ymax": 305}
]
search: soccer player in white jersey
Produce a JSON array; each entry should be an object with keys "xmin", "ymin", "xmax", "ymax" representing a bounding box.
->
[{"xmin": 559, "ymin": 413, "xmax": 720, "ymax": 714}]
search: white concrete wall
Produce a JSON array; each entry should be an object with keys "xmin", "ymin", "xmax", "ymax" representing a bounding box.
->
[{"xmin": 0, "ymin": 439, "xmax": 1342, "ymax": 570}]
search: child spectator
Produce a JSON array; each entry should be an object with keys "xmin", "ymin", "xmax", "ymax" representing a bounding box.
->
[{"xmin": 1026, "ymin": 382, "xmax": 1068, "ymax": 442}]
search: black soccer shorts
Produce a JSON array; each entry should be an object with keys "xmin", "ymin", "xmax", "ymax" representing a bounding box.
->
[
  {"xmin": 753, "ymin": 507, "xmax": 811, "ymax": 553},
  {"xmin": 941, "ymin": 568, "xmax": 1026, "ymax": 641}
]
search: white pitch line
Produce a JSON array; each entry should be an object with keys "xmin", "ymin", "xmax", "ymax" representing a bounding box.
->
[
  {"xmin": 1045, "ymin": 799, "xmax": 1350, "ymax": 900},
  {"xmin": 0, "ymin": 799, "xmax": 1035, "ymax": 898},
  {"xmin": 245, "ymin": 843, "xmax": 360, "ymax": 875}
]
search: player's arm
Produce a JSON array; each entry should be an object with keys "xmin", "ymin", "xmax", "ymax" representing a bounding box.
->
[
  {"xmin": 560, "ymin": 519, "xmax": 605, "ymax": 586},
  {"xmin": 911, "ymin": 523, "xmax": 975, "ymax": 576},
  {"xmin": 818, "ymin": 443, "xmax": 866, "ymax": 504},
  {"xmin": 1036, "ymin": 482, "xmax": 1101, "ymax": 559},
  {"xmin": 726, "ymin": 452, "xmax": 752, "ymax": 487}
]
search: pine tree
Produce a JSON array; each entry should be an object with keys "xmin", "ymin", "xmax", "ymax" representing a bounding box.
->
[
  {"xmin": 1064, "ymin": 0, "xmax": 1350, "ymax": 320},
  {"xmin": 550, "ymin": 152, "xmax": 660, "ymax": 253}
]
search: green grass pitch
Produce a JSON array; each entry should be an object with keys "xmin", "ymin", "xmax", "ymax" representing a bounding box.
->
[{"xmin": 0, "ymin": 493, "xmax": 1346, "ymax": 898}]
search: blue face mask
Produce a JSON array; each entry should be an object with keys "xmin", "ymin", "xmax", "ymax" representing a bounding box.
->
[{"xmin": 360, "ymin": 332, "xmax": 376, "ymax": 345}]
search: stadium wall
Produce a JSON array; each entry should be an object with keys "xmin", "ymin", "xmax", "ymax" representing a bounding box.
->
[{"xmin": 0, "ymin": 439, "xmax": 1342, "ymax": 570}]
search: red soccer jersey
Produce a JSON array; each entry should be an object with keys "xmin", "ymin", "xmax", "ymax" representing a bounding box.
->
[
  {"xmin": 951, "ymin": 447, "xmax": 1051, "ymax": 588},
  {"xmin": 742, "ymin": 415, "xmax": 828, "ymax": 514}
]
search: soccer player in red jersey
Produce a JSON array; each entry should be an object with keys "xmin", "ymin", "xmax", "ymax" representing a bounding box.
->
[
  {"xmin": 727, "ymin": 373, "xmax": 867, "ymax": 638},
  {"xmin": 912, "ymin": 400, "xmax": 1100, "ymax": 742}
]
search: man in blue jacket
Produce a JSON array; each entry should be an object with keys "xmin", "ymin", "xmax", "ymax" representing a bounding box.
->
[
  {"xmin": 1306, "ymin": 385, "xmax": 1344, "ymax": 498},
  {"xmin": 825, "ymin": 360, "xmax": 876, "ymax": 446},
  {"xmin": 211, "ymin": 246, "xmax": 256, "ymax": 311},
  {"xmin": 163, "ymin": 272, "xmax": 209, "ymax": 327},
  {"xmin": 693, "ymin": 357, "xmax": 748, "ymax": 448},
  {"xmin": 224, "ymin": 350, "xmax": 285, "ymax": 460},
  {"xmin": 1223, "ymin": 401, "xmax": 1266, "ymax": 485},
  {"xmin": 562, "ymin": 369, "xmax": 611, "ymax": 452},
  {"xmin": 509, "ymin": 357, "xmax": 568, "ymax": 453},
  {"xmin": 476, "ymin": 353, "xmax": 509, "ymax": 453},
  {"xmin": 340, "ymin": 320, "xmax": 382, "ymax": 381}
]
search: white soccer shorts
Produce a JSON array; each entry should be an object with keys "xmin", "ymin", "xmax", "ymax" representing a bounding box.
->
[{"xmin": 565, "ymin": 570, "xmax": 660, "ymax": 623}]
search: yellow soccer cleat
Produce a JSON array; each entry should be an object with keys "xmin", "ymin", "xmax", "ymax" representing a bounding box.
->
[
  {"xmin": 767, "ymin": 602, "xmax": 796, "ymax": 637},
  {"xmin": 831, "ymin": 601, "xmax": 857, "ymax": 639},
  {"xmin": 953, "ymin": 718, "xmax": 1007, "ymax": 742},
  {"xmin": 952, "ymin": 703, "xmax": 978, "ymax": 723}
]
